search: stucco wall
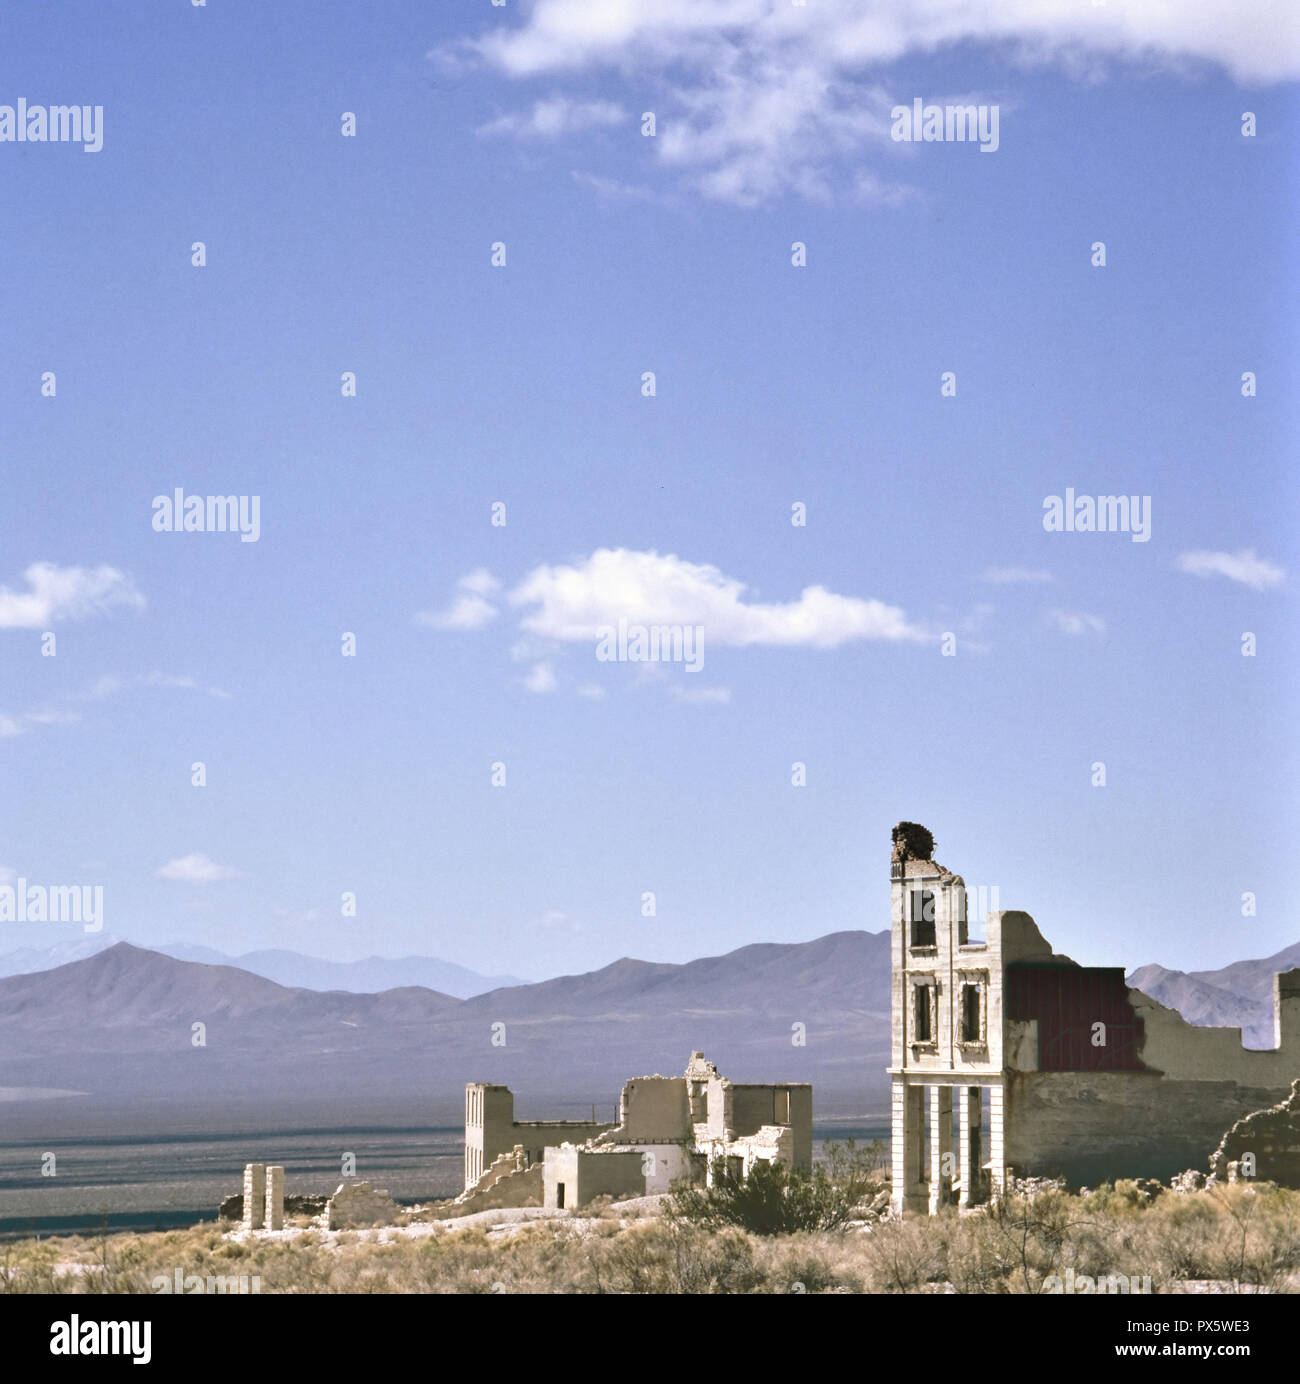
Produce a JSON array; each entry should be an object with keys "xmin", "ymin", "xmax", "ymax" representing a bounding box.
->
[
  {"xmin": 544, "ymin": 1147, "xmax": 646, "ymax": 1208},
  {"xmin": 618, "ymin": 1077, "xmax": 690, "ymax": 1141},
  {"xmin": 1004, "ymin": 1072, "xmax": 1292, "ymax": 1184}
]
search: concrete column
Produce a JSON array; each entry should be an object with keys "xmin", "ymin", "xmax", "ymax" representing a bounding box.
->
[
  {"xmin": 958, "ymin": 1086, "xmax": 982, "ymax": 1207},
  {"xmin": 264, "ymin": 1165, "xmax": 285, "ymax": 1230},
  {"xmin": 988, "ymin": 1083, "xmax": 1007, "ymax": 1197},
  {"xmin": 890, "ymin": 1078, "xmax": 926, "ymax": 1214},
  {"xmin": 929, "ymin": 1085, "xmax": 953, "ymax": 1213},
  {"xmin": 242, "ymin": 1164, "xmax": 265, "ymax": 1232}
]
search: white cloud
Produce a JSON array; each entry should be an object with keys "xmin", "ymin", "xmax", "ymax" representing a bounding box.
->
[
  {"xmin": 571, "ymin": 170, "xmax": 663, "ymax": 203},
  {"xmin": 575, "ymin": 683, "xmax": 607, "ymax": 700},
  {"xmin": 1175, "ymin": 549, "xmax": 1284, "ymax": 592},
  {"xmin": 0, "ymin": 670, "xmax": 234, "ymax": 741},
  {"xmin": 479, "ymin": 95, "xmax": 626, "ymax": 139},
  {"xmin": 155, "ymin": 853, "xmax": 241, "ymax": 883},
  {"xmin": 458, "ymin": 568, "xmax": 501, "ymax": 596},
  {"xmin": 0, "ymin": 865, "xmax": 16, "ymax": 886},
  {"xmin": 454, "ymin": 0, "xmax": 1299, "ymax": 204},
  {"xmin": 523, "ymin": 662, "xmax": 558, "ymax": 693},
  {"xmin": 78, "ymin": 672, "xmax": 232, "ymax": 702},
  {"xmin": 1049, "ymin": 609, "xmax": 1106, "ymax": 637},
  {"xmin": 0, "ymin": 561, "xmax": 144, "ymax": 629},
  {"xmin": 509, "ymin": 548, "xmax": 925, "ymax": 647},
  {"xmin": 669, "ymin": 685, "xmax": 732, "ymax": 705},
  {"xmin": 416, "ymin": 570, "xmax": 503, "ymax": 631},
  {"xmin": 982, "ymin": 566, "xmax": 1054, "ymax": 585}
]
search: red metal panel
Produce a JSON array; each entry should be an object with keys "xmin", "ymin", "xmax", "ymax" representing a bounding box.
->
[{"xmin": 1007, "ymin": 965, "xmax": 1146, "ymax": 1071}]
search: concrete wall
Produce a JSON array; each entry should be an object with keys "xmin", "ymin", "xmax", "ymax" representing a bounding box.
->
[
  {"xmin": 618, "ymin": 1077, "xmax": 690, "ymax": 1141},
  {"xmin": 464, "ymin": 1081, "xmax": 611, "ymax": 1191},
  {"xmin": 543, "ymin": 1147, "xmax": 646, "ymax": 1209},
  {"xmin": 1003, "ymin": 1072, "xmax": 1296, "ymax": 1185},
  {"xmin": 465, "ymin": 1083, "xmax": 515, "ymax": 1191},
  {"xmin": 508, "ymin": 1120, "xmax": 612, "ymax": 1169},
  {"xmin": 1131, "ymin": 975, "xmax": 1300, "ymax": 1084},
  {"xmin": 611, "ymin": 1141, "xmax": 692, "ymax": 1193}
]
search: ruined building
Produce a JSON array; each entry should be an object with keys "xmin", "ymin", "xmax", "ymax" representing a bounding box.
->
[
  {"xmin": 461, "ymin": 1053, "xmax": 811, "ymax": 1211},
  {"xmin": 888, "ymin": 821, "xmax": 1300, "ymax": 1212}
]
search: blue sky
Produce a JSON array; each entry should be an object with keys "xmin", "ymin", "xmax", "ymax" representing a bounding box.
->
[{"xmin": 0, "ymin": 1, "xmax": 1296, "ymax": 979}]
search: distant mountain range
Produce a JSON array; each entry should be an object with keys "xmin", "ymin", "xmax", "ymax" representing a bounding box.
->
[
  {"xmin": 0, "ymin": 933, "xmax": 892, "ymax": 1125},
  {"xmin": 0, "ymin": 933, "xmax": 1294, "ymax": 1132},
  {"xmin": 1126, "ymin": 941, "xmax": 1300, "ymax": 1049},
  {"xmin": 0, "ymin": 935, "xmax": 524, "ymax": 998}
]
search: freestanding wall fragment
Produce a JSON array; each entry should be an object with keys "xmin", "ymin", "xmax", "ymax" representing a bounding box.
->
[
  {"xmin": 264, "ymin": 1165, "xmax": 285, "ymax": 1230},
  {"xmin": 242, "ymin": 1164, "xmax": 266, "ymax": 1232}
]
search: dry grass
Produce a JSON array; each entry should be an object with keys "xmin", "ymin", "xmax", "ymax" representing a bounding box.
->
[{"xmin": 3, "ymin": 1183, "xmax": 1298, "ymax": 1294}]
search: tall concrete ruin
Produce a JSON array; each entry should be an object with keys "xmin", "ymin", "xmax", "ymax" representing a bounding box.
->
[{"xmin": 888, "ymin": 822, "xmax": 1300, "ymax": 1213}]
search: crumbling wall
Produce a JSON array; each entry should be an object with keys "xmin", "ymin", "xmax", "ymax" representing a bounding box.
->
[
  {"xmin": 326, "ymin": 1181, "xmax": 401, "ymax": 1229},
  {"xmin": 450, "ymin": 1161, "xmax": 544, "ymax": 1213},
  {"xmin": 615, "ymin": 1076, "xmax": 690, "ymax": 1141},
  {"xmin": 1004, "ymin": 1072, "xmax": 1290, "ymax": 1185},
  {"xmin": 1209, "ymin": 1078, "xmax": 1300, "ymax": 1186},
  {"xmin": 1130, "ymin": 975, "xmax": 1300, "ymax": 1083}
]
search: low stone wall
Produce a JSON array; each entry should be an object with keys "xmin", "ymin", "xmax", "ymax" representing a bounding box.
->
[
  {"xmin": 1210, "ymin": 1078, "xmax": 1300, "ymax": 1186},
  {"xmin": 326, "ymin": 1181, "xmax": 402, "ymax": 1229},
  {"xmin": 219, "ymin": 1193, "xmax": 328, "ymax": 1222}
]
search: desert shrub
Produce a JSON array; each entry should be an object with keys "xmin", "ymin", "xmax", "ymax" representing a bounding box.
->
[
  {"xmin": 669, "ymin": 1157, "xmax": 868, "ymax": 1236},
  {"xmin": 581, "ymin": 1219, "xmax": 761, "ymax": 1294},
  {"xmin": 856, "ymin": 1213, "xmax": 947, "ymax": 1292}
]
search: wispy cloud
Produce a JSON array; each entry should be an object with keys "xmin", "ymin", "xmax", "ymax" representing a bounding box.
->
[
  {"xmin": 669, "ymin": 684, "xmax": 732, "ymax": 705},
  {"xmin": 981, "ymin": 566, "xmax": 1054, "ymax": 585},
  {"xmin": 570, "ymin": 170, "xmax": 664, "ymax": 204},
  {"xmin": 0, "ymin": 671, "xmax": 232, "ymax": 742},
  {"xmin": 415, "ymin": 569, "xmax": 502, "ymax": 631},
  {"xmin": 76, "ymin": 672, "xmax": 232, "ymax": 703},
  {"xmin": 1049, "ymin": 609, "xmax": 1106, "ymax": 637},
  {"xmin": 448, "ymin": 0, "xmax": 1297, "ymax": 205},
  {"xmin": 0, "ymin": 561, "xmax": 143, "ymax": 629},
  {"xmin": 1175, "ymin": 549, "xmax": 1284, "ymax": 592},
  {"xmin": 478, "ymin": 96, "xmax": 626, "ymax": 139},
  {"xmin": 523, "ymin": 662, "xmax": 558, "ymax": 693},
  {"xmin": 155, "ymin": 853, "xmax": 242, "ymax": 883}
]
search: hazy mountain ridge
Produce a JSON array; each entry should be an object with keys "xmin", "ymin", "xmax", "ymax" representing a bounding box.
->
[
  {"xmin": 0, "ymin": 935, "xmax": 525, "ymax": 998},
  {"xmin": 0, "ymin": 934, "xmax": 895, "ymax": 1115}
]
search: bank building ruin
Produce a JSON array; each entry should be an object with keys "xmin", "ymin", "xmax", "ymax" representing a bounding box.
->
[{"xmin": 888, "ymin": 821, "xmax": 1300, "ymax": 1213}]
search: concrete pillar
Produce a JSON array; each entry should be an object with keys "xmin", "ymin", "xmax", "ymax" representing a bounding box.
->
[
  {"xmin": 264, "ymin": 1165, "xmax": 285, "ymax": 1230},
  {"xmin": 988, "ymin": 1083, "xmax": 1007, "ymax": 1197},
  {"xmin": 890, "ymin": 1079, "xmax": 926, "ymax": 1214},
  {"xmin": 958, "ymin": 1086, "xmax": 982, "ymax": 1207},
  {"xmin": 242, "ymin": 1164, "xmax": 265, "ymax": 1232},
  {"xmin": 929, "ymin": 1085, "xmax": 953, "ymax": 1213}
]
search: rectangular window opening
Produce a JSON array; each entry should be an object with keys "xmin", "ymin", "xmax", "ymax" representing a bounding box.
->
[
  {"xmin": 910, "ymin": 890, "xmax": 936, "ymax": 948},
  {"xmin": 914, "ymin": 983, "xmax": 934, "ymax": 1043}
]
